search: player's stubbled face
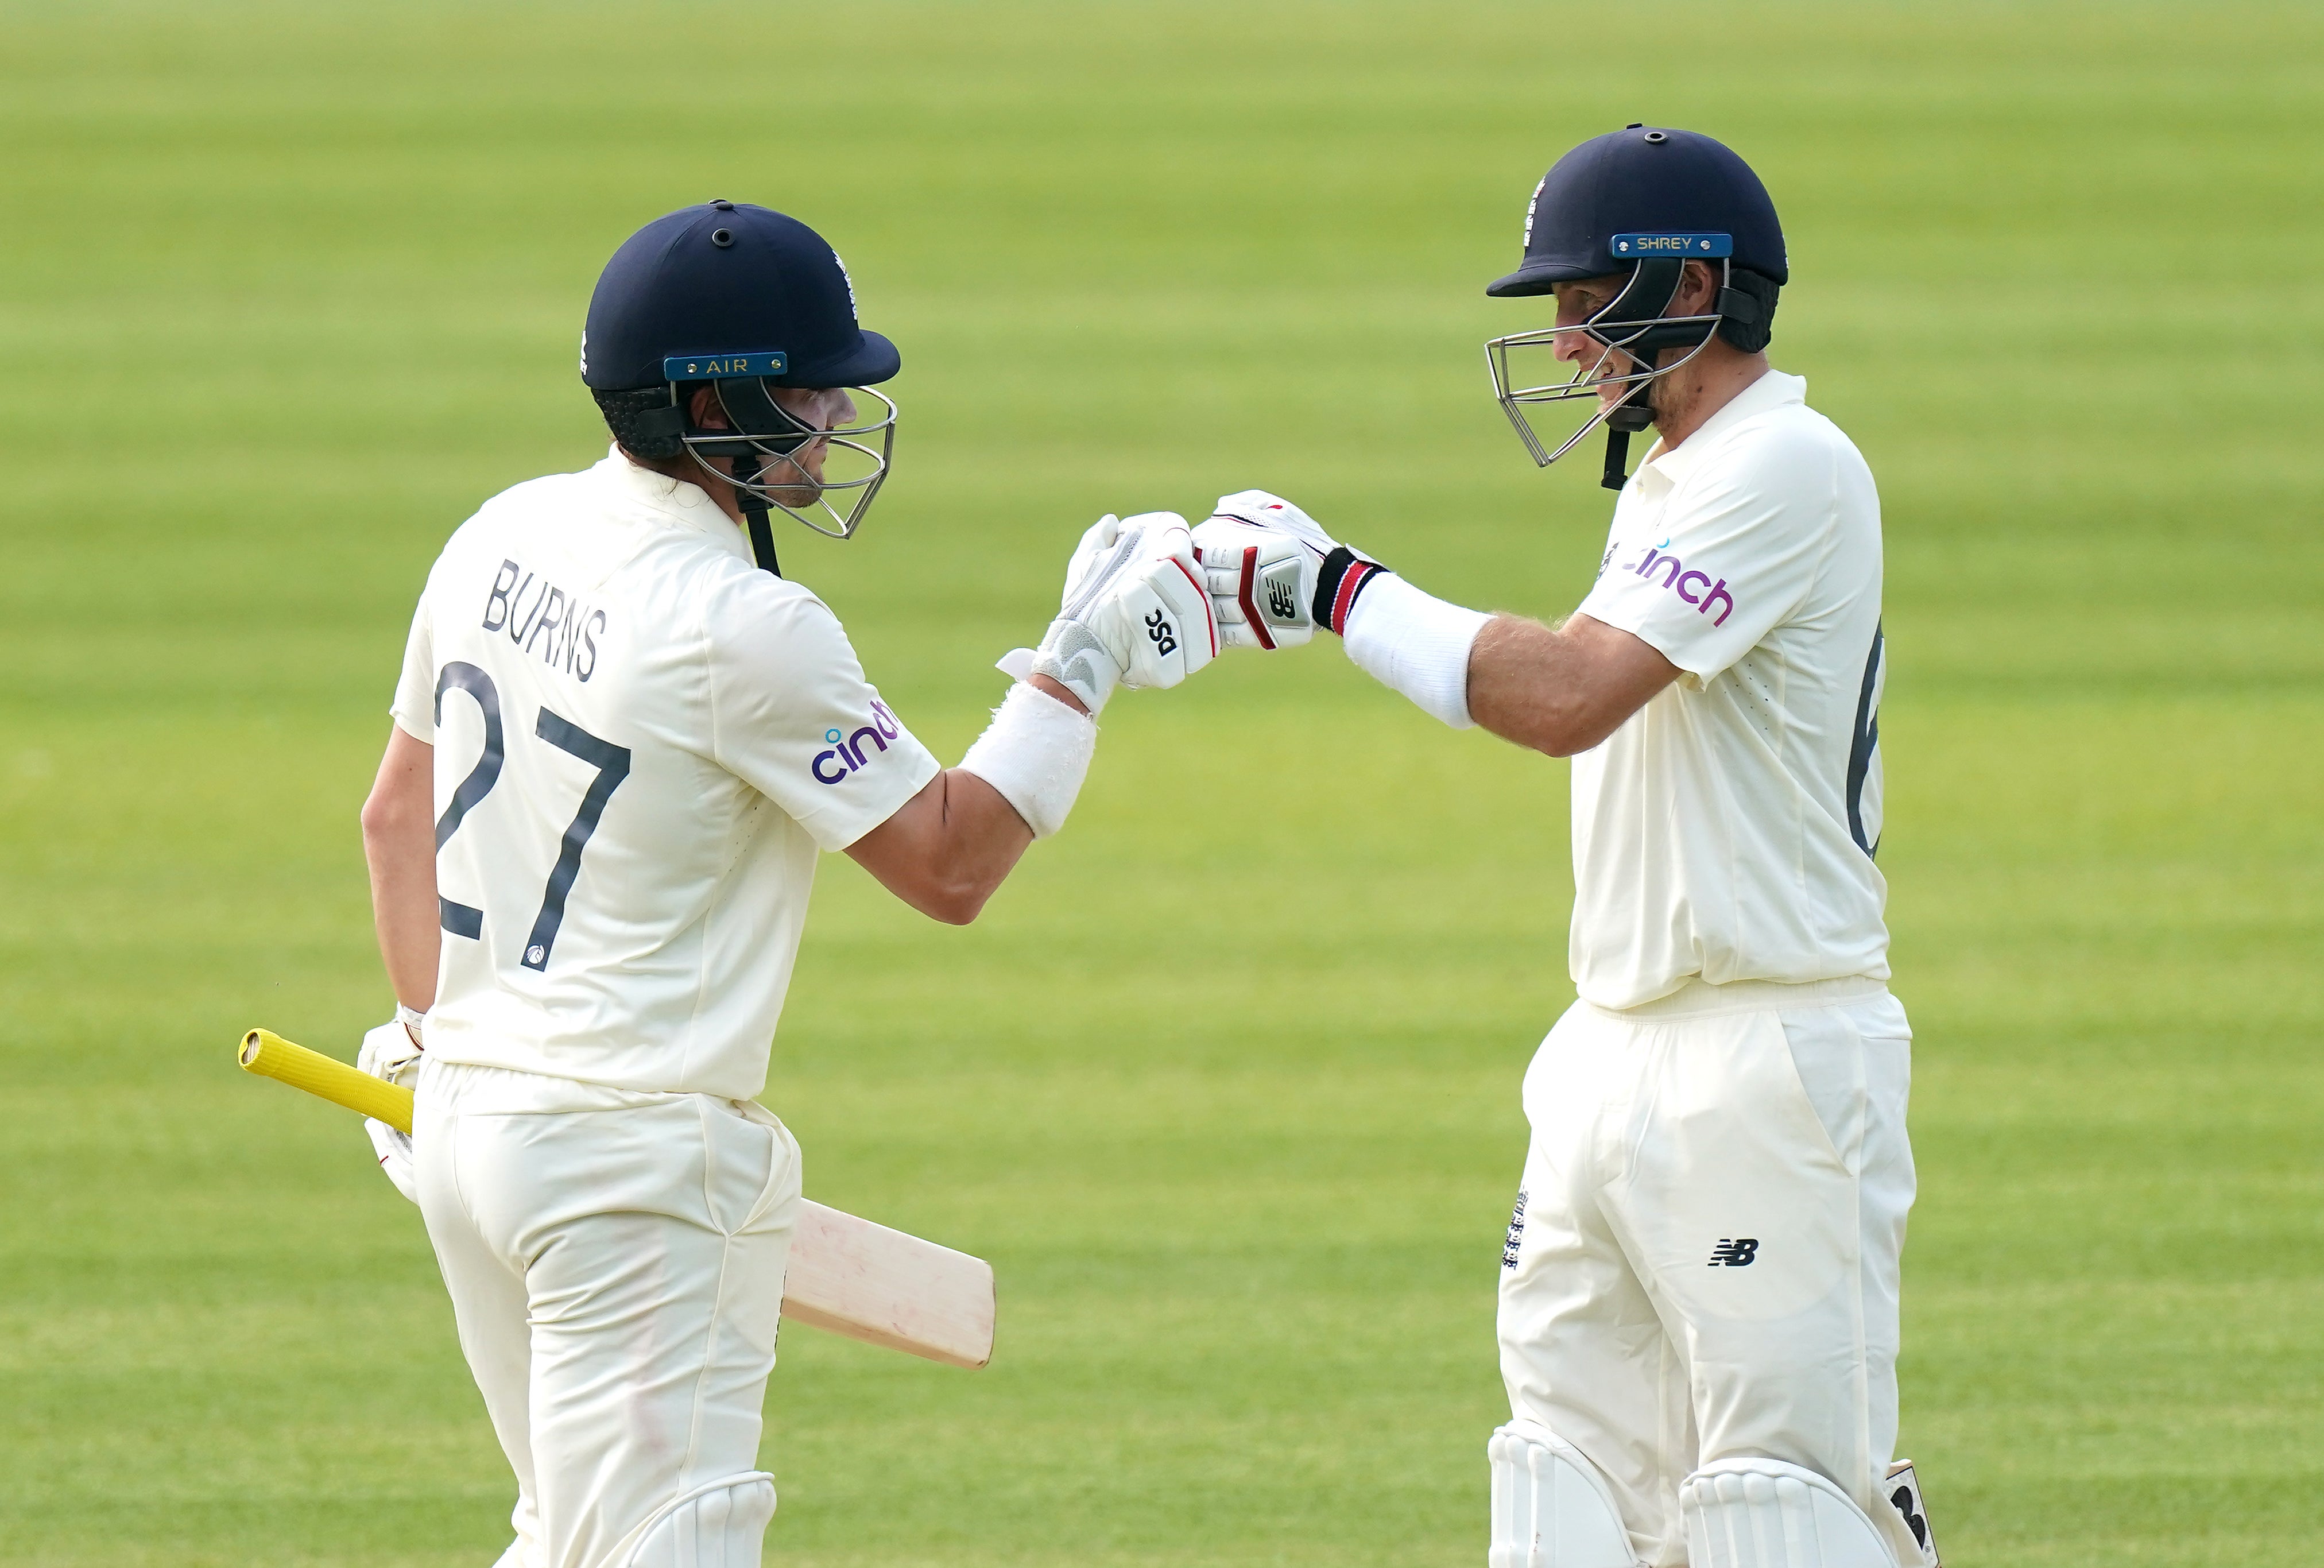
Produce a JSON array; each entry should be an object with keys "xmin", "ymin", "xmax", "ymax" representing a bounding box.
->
[
  {"xmin": 758, "ymin": 386, "xmax": 856, "ymax": 506},
  {"xmin": 1550, "ymin": 276, "xmax": 1636, "ymax": 408}
]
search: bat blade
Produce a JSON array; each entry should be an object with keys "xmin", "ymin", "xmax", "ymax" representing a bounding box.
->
[
  {"xmin": 783, "ymin": 1200, "xmax": 996, "ymax": 1370},
  {"xmin": 235, "ymin": 1027, "xmax": 994, "ymax": 1369}
]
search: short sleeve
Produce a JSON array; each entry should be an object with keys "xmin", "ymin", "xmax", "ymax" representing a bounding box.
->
[
  {"xmin": 389, "ymin": 583, "xmax": 436, "ymax": 741},
  {"xmin": 704, "ymin": 574, "xmax": 941, "ymax": 851},
  {"xmin": 1577, "ymin": 421, "xmax": 1837, "ymax": 685}
]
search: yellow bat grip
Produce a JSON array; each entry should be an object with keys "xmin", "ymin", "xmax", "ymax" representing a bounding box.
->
[{"xmin": 238, "ymin": 1028, "xmax": 414, "ymax": 1136}]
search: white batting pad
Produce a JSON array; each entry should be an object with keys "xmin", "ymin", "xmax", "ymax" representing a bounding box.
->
[
  {"xmin": 625, "ymin": 1472, "xmax": 776, "ymax": 1567},
  {"xmin": 1681, "ymin": 1458, "xmax": 1897, "ymax": 1568},
  {"xmin": 1488, "ymin": 1422, "xmax": 1639, "ymax": 1568}
]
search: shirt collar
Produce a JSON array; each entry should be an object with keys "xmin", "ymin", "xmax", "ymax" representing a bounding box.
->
[
  {"xmin": 1634, "ymin": 369, "xmax": 1806, "ymax": 486},
  {"xmin": 589, "ymin": 446, "xmax": 749, "ymax": 556}
]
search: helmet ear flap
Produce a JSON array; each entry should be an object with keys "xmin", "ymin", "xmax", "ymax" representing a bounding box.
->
[
  {"xmin": 591, "ymin": 385, "xmax": 688, "ymax": 459},
  {"xmin": 1715, "ymin": 268, "xmax": 1781, "ymax": 353}
]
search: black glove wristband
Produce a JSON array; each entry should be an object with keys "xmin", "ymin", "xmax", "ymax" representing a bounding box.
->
[{"xmin": 1312, "ymin": 546, "xmax": 1389, "ymax": 636}]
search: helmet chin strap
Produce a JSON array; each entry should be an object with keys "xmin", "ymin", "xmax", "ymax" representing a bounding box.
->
[
  {"xmin": 703, "ymin": 375, "xmax": 819, "ymax": 576},
  {"xmin": 1586, "ymin": 255, "xmax": 1714, "ymax": 492},
  {"xmin": 1601, "ymin": 378, "xmax": 1656, "ymax": 491},
  {"xmin": 733, "ymin": 455, "xmax": 781, "ymax": 576}
]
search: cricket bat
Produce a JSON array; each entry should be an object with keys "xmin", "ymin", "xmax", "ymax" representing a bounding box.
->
[{"xmin": 238, "ymin": 1028, "xmax": 995, "ymax": 1370}]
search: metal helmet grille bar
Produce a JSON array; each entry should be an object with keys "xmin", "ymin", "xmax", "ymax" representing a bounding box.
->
[
  {"xmin": 1484, "ymin": 257, "xmax": 1735, "ymax": 488},
  {"xmin": 678, "ymin": 379, "xmax": 898, "ymax": 544}
]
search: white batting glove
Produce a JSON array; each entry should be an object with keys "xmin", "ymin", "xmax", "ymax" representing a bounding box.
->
[
  {"xmin": 1191, "ymin": 520, "xmax": 1316, "ymax": 650},
  {"xmin": 1057, "ymin": 511, "xmax": 1130, "ymax": 610},
  {"xmin": 356, "ymin": 1014, "xmax": 424, "ymax": 1205},
  {"xmin": 1107, "ymin": 517, "xmax": 1218, "ymax": 690},
  {"xmin": 1018, "ymin": 513, "xmax": 1216, "ymax": 710},
  {"xmin": 1207, "ymin": 489, "xmax": 1343, "ymax": 561},
  {"xmin": 1202, "ymin": 489, "xmax": 1390, "ymax": 640}
]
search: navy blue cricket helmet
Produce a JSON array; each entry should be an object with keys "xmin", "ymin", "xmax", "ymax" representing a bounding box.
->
[
  {"xmin": 1482, "ymin": 127, "xmax": 1786, "ymax": 489},
  {"xmin": 582, "ymin": 201, "xmax": 900, "ymax": 552}
]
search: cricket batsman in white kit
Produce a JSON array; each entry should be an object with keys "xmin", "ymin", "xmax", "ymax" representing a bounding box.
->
[
  {"xmin": 1189, "ymin": 128, "xmax": 1937, "ymax": 1566},
  {"xmin": 353, "ymin": 200, "xmax": 1218, "ymax": 1567}
]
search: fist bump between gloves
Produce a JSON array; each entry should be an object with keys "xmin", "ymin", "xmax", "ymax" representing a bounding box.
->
[{"xmin": 999, "ymin": 491, "xmax": 1386, "ymax": 715}]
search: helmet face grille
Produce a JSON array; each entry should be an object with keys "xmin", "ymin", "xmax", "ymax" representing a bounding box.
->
[
  {"xmin": 681, "ymin": 382, "xmax": 898, "ymax": 541},
  {"xmin": 1482, "ymin": 259, "xmax": 1726, "ymax": 470},
  {"xmin": 590, "ymin": 377, "xmax": 900, "ymax": 541}
]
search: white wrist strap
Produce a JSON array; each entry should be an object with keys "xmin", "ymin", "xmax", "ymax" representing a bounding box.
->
[
  {"xmin": 396, "ymin": 1003, "xmax": 427, "ymax": 1046},
  {"xmin": 1342, "ymin": 573, "xmax": 1491, "ymax": 729},
  {"xmin": 957, "ymin": 681, "xmax": 1098, "ymax": 838}
]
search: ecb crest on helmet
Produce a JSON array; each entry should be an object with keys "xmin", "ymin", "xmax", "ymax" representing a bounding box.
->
[{"xmin": 1481, "ymin": 126, "xmax": 1786, "ymax": 491}]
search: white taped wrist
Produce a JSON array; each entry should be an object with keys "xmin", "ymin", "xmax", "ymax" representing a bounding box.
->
[
  {"xmin": 1342, "ymin": 573, "xmax": 1491, "ymax": 729},
  {"xmin": 956, "ymin": 681, "xmax": 1098, "ymax": 838}
]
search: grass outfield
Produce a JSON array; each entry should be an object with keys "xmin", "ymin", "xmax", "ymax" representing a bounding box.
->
[{"xmin": 2, "ymin": 2, "xmax": 2320, "ymax": 1563}]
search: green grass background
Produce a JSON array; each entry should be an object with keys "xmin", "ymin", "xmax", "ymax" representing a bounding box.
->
[{"xmin": 2, "ymin": 2, "xmax": 2319, "ymax": 1563}]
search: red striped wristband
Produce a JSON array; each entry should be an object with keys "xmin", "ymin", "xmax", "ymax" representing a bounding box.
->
[{"xmin": 1313, "ymin": 547, "xmax": 1388, "ymax": 636}]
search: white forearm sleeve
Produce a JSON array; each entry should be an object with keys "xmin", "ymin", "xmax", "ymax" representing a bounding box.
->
[
  {"xmin": 956, "ymin": 681, "xmax": 1098, "ymax": 838},
  {"xmin": 1342, "ymin": 573, "xmax": 1492, "ymax": 729}
]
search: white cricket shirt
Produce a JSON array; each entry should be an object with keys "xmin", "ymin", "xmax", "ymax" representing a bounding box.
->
[
  {"xmin": 390, "ymin": 448, "xmax": 939, "ymax": 1098},
  {"xmin": 1568, "ymin": 370, "xmax": 1889, "ymax": 1009}
]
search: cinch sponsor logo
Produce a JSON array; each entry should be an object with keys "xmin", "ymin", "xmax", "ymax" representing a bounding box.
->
[
  {"xmin": 1621, "ymin": 538, "xmax": 1735, "ymax": 626},
  {"xmin": 811, "ymin": 700, "xmax": 902, "ymax": 785}
]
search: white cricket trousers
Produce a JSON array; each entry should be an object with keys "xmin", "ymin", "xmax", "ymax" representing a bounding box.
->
[
  {"xmin": 414, "ymin": 1059, "xmax": 803, "ymax": 1568},
  {"xmin": 1497, "ymin": 978, "xmax": 1915, "ymax": 1567}
]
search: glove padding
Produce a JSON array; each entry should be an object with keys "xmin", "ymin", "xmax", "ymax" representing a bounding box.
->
[
  {"xmin": 1027, "ymin": 512, "xmax": 1217, "ymax": 710},
  {"xmin": 1191, "ymin": 519, "xmax": 1316, "ymax": 650},
  {"xmin": 1201, "ymin": 489, "xmax": 1388, "ymax": 638},
  {"xmin": 356, "ymin": 1017, "xmax": 424, "ymax": 1204}
]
